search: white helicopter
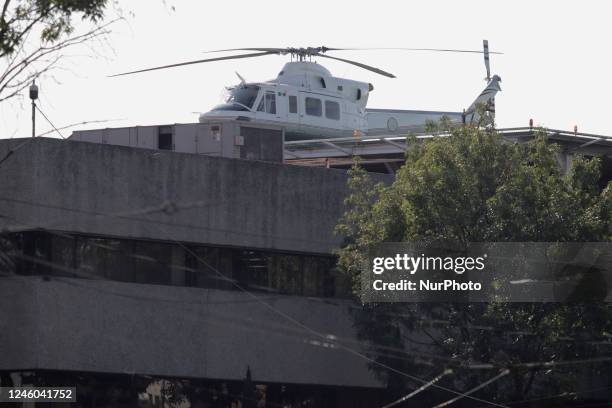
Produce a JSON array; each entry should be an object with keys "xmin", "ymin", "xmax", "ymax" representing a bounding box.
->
[{"xmin": 112, "ymin": 42, "xmax": 502, "ymax": 140}]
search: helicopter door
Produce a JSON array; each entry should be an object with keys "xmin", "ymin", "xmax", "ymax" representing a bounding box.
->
[
  {"xmin": 300, "ymin": 93, "xmax": 323, "ymax": 131},
  {"xmin": 256, "ymin": 90, "xmax": 280, "ymax": 119},
  {"xmin": 287, "ymin": 94, "xmax": 298, "ymax": 120}
]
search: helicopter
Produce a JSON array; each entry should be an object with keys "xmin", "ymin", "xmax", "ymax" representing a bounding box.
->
[{"xmin": 112, "ymin": 43, "xmax": 502, "ymax": 141}]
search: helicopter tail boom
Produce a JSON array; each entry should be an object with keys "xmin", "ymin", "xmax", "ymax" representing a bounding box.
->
[{"xmin": 463, "ymin": 74, "xmax": 502, "ymax": 123}]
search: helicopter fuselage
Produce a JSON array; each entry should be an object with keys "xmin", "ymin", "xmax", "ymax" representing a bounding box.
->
[
  {"xmin": 109, "ymin": 44, "xmax": 500, "ymax": 140},
  {"xmin": 200, "ymin": 62, "xmax": 372, "ymax": 140},
  {"xmin": 199, "ymin": 60, "xmax": 500, "ymax": 140}
]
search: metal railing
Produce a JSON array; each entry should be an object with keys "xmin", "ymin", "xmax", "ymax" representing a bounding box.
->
[{"xmin": 284, "ymin": 127, "xmax": 612, "ymax": 160}]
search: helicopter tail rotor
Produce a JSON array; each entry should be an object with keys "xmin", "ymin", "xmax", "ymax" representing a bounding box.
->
[{"xmin": 483, "ymin": 39, "xmax": 491, "ymax": 81}]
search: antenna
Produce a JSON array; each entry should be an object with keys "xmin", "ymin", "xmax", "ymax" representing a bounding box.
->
[
  {"xmin": 235, "ymin": 71, "xmax": 246, "ymax": 85},
  {"xmin": 483, "ymin": 40, "xmax": 491, "ymax": 81}
]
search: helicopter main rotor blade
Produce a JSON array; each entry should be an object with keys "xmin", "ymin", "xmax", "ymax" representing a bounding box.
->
[
  {"xmin": 109, "ymin": 51, "xmax": 278, "ymax": 77},
  {"xmin": 325, "ymin": 47, "xmax": 503, "ymax": 55},
  {"xmin": 314, "ymin": 53, "xmax": 396, "ymax": 78},
  {"xmin": 202, "ymin": 46, "xmax": 503, "ymax": 55},
  {"xmin": 203, "ymin": 47, "xmax": 396, "ymax": 77},
  {"xmin": 204, "ymin": 48, "xmax": 286, "ymax": 54}
]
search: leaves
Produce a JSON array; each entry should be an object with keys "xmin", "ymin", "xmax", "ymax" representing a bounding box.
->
[
  {"xmin": 336, "ymin": 124, "xmax": 612, "ymax": 401},
  {"xmin": 1, "ymin": 0, "xmax": 108, "ymax": 55},
  {"xmin": 0, "ymin": 0, "xmax": 113, "ymax": 103}
]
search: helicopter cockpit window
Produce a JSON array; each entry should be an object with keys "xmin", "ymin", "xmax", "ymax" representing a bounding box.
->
[
  {"xmin": 257, "ymin": 91, "xmax": 276, "ymax": 114},
  {"xmin": 305, "ymin": 97, "xmax": 322, "ymax": 117},
  {"xmin": 325, "ymin": 100, "xmax": 340, "ymax": 120},
  {"xmin": 213, "ymin": 85, "xmax": 260, "ymax": 111}
]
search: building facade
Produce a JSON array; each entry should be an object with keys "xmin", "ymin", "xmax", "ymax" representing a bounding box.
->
[{"xmin": 0, "ymin": 137, "xmax": 391, "ymax": 407}]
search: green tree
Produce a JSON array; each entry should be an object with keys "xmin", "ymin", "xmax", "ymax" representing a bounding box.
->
[
  {"xmin": 0, "ymin": 0, "xmax": 115, "ymax": 102},
  {"xmin": 336, "ymin": 124, "xmax": 612, "ymax": 406}
]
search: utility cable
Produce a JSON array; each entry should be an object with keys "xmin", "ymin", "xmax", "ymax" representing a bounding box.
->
[
  {"xmin": 5, "ymin": 197, "xmax": 611, "ymax": 406},
  {"xmin": 175, "ymin": 239, "xmax": 510, "ymax": 407},
  {"xmin": 0, "ymin": 200, "xmax": 508, "ymax": 407},
  {"xmin": 432, "ymin": 369, "xmax": 510, "ymax": 408},
  {"xmin": 381, "ymin": 369, "xmax": 453, "ymax": 408},
  {"xmin": 35, "ymin": 104, "xmax": 65, "ymax": 139},
  {"xmin": 36, "ymin": 118, "xmax": 125, "ymax": 137}
]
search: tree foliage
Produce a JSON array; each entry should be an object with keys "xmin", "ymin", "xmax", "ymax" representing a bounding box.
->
[
  {"xmin": 336, "ymin": 124, "xmax": 612, "ymax": 405},
  {"xmin": 0, "ymin": 0, "xmax": 114, "ymax": 102}
]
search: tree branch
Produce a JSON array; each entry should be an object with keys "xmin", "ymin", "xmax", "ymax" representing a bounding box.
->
[
  {"xmin": 0, "ymin": 19, "xmax": 114, "ymax": 101},
  {"xmin": 1, "ymin": 0, "xmax": 11, "ymax": 23}
]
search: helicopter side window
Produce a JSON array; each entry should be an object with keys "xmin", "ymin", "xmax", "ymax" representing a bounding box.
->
[
  {"xmin": 325, "ymin": 100, "xmax": 340, "ymax": 120},
  {"xmin": 305, "ymin": 97, "xmax": 322, "ymax": 117},
  {"xmin": 258, "ymin": 91, "xmax": 276, "ymax": 114},
  {"xmin": 289, "ymin": 96, "xmax": 298, "ymax": 114}
]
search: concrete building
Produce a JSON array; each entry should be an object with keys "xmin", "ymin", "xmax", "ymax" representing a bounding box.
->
[
  {"xmin": 0, "ymin": 136, "xmax": 391, "ymax": 407},
  {"xmin": 2, "ymin": 124, "xmax": 611, "ymax": 407}
]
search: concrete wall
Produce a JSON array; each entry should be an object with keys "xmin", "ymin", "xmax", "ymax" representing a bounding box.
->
[
  {"xmin": 0, "ymin": 276, "xmax": 382, "ymax": 387},
  {"xmin": 0, "ymin": 138, "xmax": 390, "ymax": 254},
  {"xmin": 0, "ymin": 138, "xmax": 392, "ymax": 387}
]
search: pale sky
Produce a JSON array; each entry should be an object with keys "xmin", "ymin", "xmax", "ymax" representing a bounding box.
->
[{"xmin": 1, "ymin": 0, "xmax": 611, "ymax": 138}]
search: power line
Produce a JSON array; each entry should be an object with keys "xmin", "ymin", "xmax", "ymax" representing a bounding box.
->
[
  {"xmin": 381, "ymin": 369, "xmax": 453, "ymax": 408},
  {"xmin": 35, "ymin": 118, "xmax": 126, "ymax": 137},
  {"xmin": 3, "ymin": 217, "xmax": 603, "ymax": 347},
  {"xmin": 3, "ymin": 200, "xmax": 612, "ymax": 356},
  {"xmin": 498, "ymin": 384, "xmax": 612, "ymax": 407},
  {"xmin": 0, "ymin": 138, "xmax": 37, "ymax": 167},
  {"xmin": 4, "ymin": 196, "xmax": 611, "ymax": 406},
  {"xmin": 4, "ymin": 207, "xmax": 610, "ymax": 402},
  {"xmin": 7, "ymin": 244, "xmax": 612, "ymax": 406},
  {"xmin": 432, "ymin": 369, "xmax": 510, "ymax": 408},
  {"xmin": 0, "ymin": 200, "xmax": 508, "ymax": 407},
  {"xmin": 173, "ymin": 239, "xmax": 510, "ymax": 407},
  {"xmin": 1, "ymin": 221, "xmax": 474, "ymax": 368},
  {"xmin": 8, "ymin": 251, "xmax": 612, "ymax": 376},
  {"xmin": 0, "ymin": 189, "xmax": 341, "ymax": 248},
  {"xmin": 35, "ymin": 105, "xmax": 65, "ymax": 139},
  {"xmin": 1, "ymin": 245, "xmax": 471, "ymax": 368}
]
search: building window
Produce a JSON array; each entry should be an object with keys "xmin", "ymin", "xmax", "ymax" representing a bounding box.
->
[
  {"xmin": 288, "ymin": 95, "xmax": 297, "ymax": 114},
  {"xmin": 133, "ymin": 241, "xmax": 171, "ymax": 284},
  {"xmin": 325, "ymin": 101, "xmax": 340, "ymax": 120},
  {"xmin": 305, "ymin": 97, "xmax": 322, "ymax": 117},
  {"xmin": 158, "ymin": 126, "xmax": 173, "ymax": 150},
  {"xmin": 4, "ymin": 231, "xmax": 351, "ymax": 298},
  {"xmin": 77, "ymin": 237, "xmax": 134, "ymax": 282}
]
